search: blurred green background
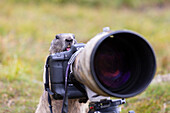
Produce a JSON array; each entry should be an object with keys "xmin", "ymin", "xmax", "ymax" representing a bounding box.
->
[{"xmin": 0, "ymin": 0, "xmax": 170, "ymax": 112}]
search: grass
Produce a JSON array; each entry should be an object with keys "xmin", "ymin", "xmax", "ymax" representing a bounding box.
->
[
  {"xmin": 122, "ymin": 82, "xmax": 170, "ymax": 113},
  {"xmin": 0, "ymin": 80, "xmax": 42, "ymax": 113},
  {"xmin": 4, "ymin": 0, "xmax": 170, "ymax": 8},
  {"xmin": 0, "ymin": 1, "xmax": 170, "ymax": 113}
]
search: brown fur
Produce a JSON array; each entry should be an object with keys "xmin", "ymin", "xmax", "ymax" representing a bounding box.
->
[
  {"xmin": 49, "ymin": 33, "xmax": 77, "ymax": 54},
  {"xmin": 35, "ymin": 33, "xmax": 88, "ymax": 113}
]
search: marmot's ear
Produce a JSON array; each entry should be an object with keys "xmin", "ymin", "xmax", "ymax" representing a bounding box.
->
[
  {"xmin": 55, "ymin": 35, "xmax": 60, "ymax": 39},
  {"xmin": 72, "ymin": 34, "xmax": 75, "ymax": 39}
]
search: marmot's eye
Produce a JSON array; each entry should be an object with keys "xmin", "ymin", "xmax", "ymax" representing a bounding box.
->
[{"xmin": 55, "ymin": 35, "xmax": 60, "ymax": 39}]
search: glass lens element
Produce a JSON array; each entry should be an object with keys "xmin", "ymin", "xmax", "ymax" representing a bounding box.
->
[{"xmin": 94, "ymin": 39, "xmax": 131, "ymax": 90}]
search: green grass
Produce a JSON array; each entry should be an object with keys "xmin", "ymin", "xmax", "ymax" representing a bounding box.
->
[
  {"xmin": 4, "ymin": 0, "xmax": 170, "ymax": 8},
  {"xmin": 0, "ymin": 80, "xmax": 43, "ymax": 113},
  {"xmin": 122, "ymin": 82, "xmax": 170, "ymax": 113},
  {"xmin": 0, "ymin": 1, "xmax": 170, "ymax": 113}
]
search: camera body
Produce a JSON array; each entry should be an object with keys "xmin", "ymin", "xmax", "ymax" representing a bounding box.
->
[{"xmin": 48, "ymin": 43, "xmax": 87, "ymax": 100}]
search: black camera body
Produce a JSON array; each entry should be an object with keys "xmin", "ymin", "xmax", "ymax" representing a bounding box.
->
[{"xmin": 48, "ymin": 43, "xmax": 87, "ymax": 100}]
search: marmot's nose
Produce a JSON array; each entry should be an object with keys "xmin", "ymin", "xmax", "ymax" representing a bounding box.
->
[{"xmin": 65, "ymin": 38, "xmax": 73, "ymax": 42}]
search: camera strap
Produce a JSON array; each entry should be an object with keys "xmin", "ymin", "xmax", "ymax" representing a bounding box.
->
[
  {"xmin": 68, "ymin": 47, "xmax": 84, "ymax": 73},
  {"xmin": 61, "ymin": 48, "xmax": 84, "ymax": 113},
  {"xmin": 44, "ymin": 56, "xmax": 54, "ymax": 113},
  {"xmin": 61, "ymin": 64, "xmax": 70, "ymax": 113}
]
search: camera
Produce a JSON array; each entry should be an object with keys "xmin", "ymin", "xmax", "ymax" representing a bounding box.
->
[
  {"xmin": 45, "ymin": 29, "xmax": 156, "ymax": 100},
  {"xmin": 44, "ymin": 28, "xmax": 156, "ymax": 113},
  {"xmin": 45, "ymin": 43, "xmax": 88, "ymax": 100}
]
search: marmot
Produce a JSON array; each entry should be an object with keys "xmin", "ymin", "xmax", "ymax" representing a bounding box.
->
[
  {"xmin": 49, "ymin": 33, "xmax": 77, "ymax": 54},
  {"xmin": 35, "ymin": 33, "xmax": 88, "ymax": 113}
]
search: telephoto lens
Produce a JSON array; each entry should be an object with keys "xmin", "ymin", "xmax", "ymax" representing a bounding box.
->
[{"xmin": 73, "ymin": 30, "xmax": 156, "ymax": 98}]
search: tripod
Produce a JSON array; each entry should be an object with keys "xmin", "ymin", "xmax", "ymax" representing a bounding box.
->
[{"xmin": 88, "ymin": 98, "xmax": 135, "ymax": 113}]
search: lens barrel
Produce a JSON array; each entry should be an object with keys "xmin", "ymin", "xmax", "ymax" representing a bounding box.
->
[{"xmin": 73, "ymin": 30, "xmax": 156, "ymax": 98}]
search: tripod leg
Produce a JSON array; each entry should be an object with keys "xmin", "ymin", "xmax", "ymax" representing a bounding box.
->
[{"xmin": 128, "ymin": 110, "xmax": 135, "ymax": 113}]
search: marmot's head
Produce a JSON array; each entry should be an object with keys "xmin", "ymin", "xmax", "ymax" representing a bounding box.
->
[{"xmin": 49, "ymin": 33, "xmax": 77, "ymax": 54}]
